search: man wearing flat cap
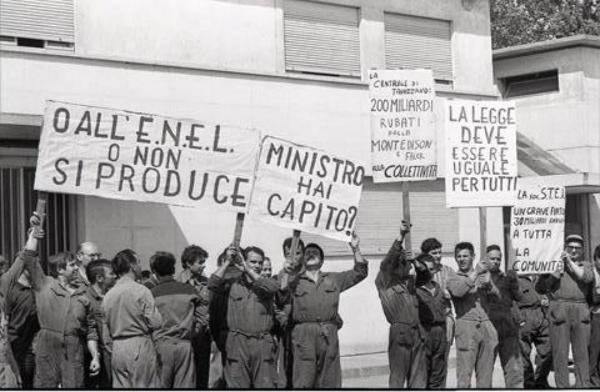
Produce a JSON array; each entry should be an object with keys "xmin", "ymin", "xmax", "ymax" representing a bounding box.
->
[{"xmin": 536, "ymin": 234, "xmax": 594, "ymax": 387}]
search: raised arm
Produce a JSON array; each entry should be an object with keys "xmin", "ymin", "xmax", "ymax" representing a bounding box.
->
[{"xmin": 334, "ymin": 233, "xmax": 368, "ymax": 292}]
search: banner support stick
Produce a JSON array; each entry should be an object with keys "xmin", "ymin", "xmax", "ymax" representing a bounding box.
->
[
  {"xmin": 233, "ymin": 212, "xmax": 245, "ymax": 248},
  {"xmin": 402, "ymin": 182, "xmax": 412, "ymax": 250},
  {"xmin": 479, "ymin": 207, "xmax": 487, "ymax": 258}
]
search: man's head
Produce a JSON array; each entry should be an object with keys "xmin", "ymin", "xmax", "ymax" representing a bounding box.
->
[
  {"xmin": 454, "ymin": 242, "xmax": 475, "ymax": 273},
  {"xmin": 243, "ymin": 246, "xmax": 265, "ymax": 275},
  {"xmin": 486, "ymin": 244, "xmax": 502, "ymax": 273},
  {"xmin": 261, "ymin": 257, "xmax": 272, "ymax": 278},
  {"xmin": 48, "ymin": 252, "xmax": 79, "ymax": 284},
  {"xmin": 564, "ymin": 234, "xmax": 584, "ymax": 262},
  {"xmin": 283, "ymin": 237, "xmax": 305, "ymax": 264},
  {"xmin": 304, "ymin": 243, "xmax": 324, "ymax": 271},
  {"xmin": 415, "ymin": 253, "xmax": 435, "ymax": 285},
  {"xmin": 112, "ymin": 249, "xmax": 141, "ymax": 279},
  {"xmin": 86, "ymin": 258, "xmax": 116, "ymax": 292},
  {"xmin": 181, "ymin": 245, "xmax": 208, "ymax": 278},
  {"xmin": 140, "ymin": 270, "xmax": 152, "ymax": 283},
  {"xmin": 151, "ymin": 251, "xmax": 176, "ymax": 278},
  {"xmin": 593, "ymin": 244, "xmax": 600, "ymax": 271},
  {"xmin": 421, "ymin": 238, "xmax": 443, "ymax": 266},
  {"xmin": 76, "ymin": 242, "xmax": 101, "ymax": 268}
]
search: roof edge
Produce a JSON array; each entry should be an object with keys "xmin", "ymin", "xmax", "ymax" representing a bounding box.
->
[{"xmin": 493, "ymin": 35, "xmax": 600, "ymax": 60}]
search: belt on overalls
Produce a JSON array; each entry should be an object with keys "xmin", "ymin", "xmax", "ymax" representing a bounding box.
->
[
  {"xmin": 295, "ymin": 320, "xmax": 336, "ymax": 345},
  {"xmin": 229, "ymin": 329, "xmax": 271, "ymax": 339}
]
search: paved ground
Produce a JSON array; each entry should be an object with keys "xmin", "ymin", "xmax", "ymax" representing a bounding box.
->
[{"xmin": 341, "ymin": 346, "xmax": 575, "ymax": 389}]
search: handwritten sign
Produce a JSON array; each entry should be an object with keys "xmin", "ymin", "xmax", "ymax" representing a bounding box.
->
[
  {"xmin": 445, "ymin": 100, "xmax": 518, "ymax": 207},
  {"xmin": 511, "ymin": 183, "xmax": 565, "ymax": 275},
  {"xmin": 35, "ymin": 101, "xmax": 260, "ymax": 212},
  {"xmin": 248, "ymin": 136, "xmax": 364, "ymax": 242},
  {"xmin": 369, "ymin": 69, "xmax": 437, "ymax": 182}
]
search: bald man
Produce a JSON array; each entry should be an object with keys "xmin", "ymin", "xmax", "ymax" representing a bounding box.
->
[{"xmin": 75, "ymin": 242, "xmax": 101, "ymax": 287}]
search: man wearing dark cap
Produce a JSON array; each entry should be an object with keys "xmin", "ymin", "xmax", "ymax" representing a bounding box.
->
[
  {"xmin": 284, "ymin": 234, "xmax": 367, "ymax": 388},
  {"xmin": 536, "ymin": 234, "xmax": 594, "ymax": 387}
]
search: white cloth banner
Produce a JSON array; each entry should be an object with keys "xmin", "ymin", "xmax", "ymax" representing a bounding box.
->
[
  {"xmin": 35, "ymin": 101, "xmax": 260, "ymax": 212},
  {"xmin": 510, "ymin": 182, "xmax": 565, "ymax": 275},
  {"xmin": 444, "ymin": 99, "xmax": 518, "ymax": 207},
  {"xmin": 248, "ymin": 136, "xmax": 364, "ymax": 242},
  {"xmin": 369, "ymin": 69, "xmax": 437, "ymax": 183}
]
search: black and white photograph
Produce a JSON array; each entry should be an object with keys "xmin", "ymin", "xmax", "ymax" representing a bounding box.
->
[{"xmin": 0, "ymin": 0, "xmax": 599, "ymax": 389}]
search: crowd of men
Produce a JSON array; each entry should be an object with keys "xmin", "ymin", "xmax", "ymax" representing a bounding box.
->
[{"xmin": 0, "ymin": 214, "xmax": 599, "ymax": 389}]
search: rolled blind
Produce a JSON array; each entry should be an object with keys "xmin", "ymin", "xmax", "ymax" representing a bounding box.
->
[
  {"xmin": 0, "ymin": 0, "xmax": 74, "ymax": 43},
  {"xmin": 283, "ymin": 0, "xmax": 361, "ymax": 77},
  {"xmin": 384, "ymin": 12, "xmax": 453, "ymax": 81}
]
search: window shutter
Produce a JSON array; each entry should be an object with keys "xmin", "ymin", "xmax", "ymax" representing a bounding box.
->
[
  {"xmin": 384, "ymin": 13, "xmax": 452, "ymax": 82},
  {"xmin": 0, "ymin": 0, "xmax": 74, "ymax": 43},
  {"xmin": 303, "ymin": 179, "xmax": 459, "ymax": 256},
  {"xmin": 283, "ymin": 0, "xmax": 361, "ymax": 77}
]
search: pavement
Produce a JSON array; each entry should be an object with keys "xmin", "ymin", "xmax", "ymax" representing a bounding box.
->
[{"xmin": 341, "ymin": 346, "xmax": 575, "ymax": 389}]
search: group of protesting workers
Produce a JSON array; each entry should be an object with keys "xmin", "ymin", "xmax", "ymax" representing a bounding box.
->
[{"xmin": 1, "ymin": 213, "xmax": 600, "ymax": 389}]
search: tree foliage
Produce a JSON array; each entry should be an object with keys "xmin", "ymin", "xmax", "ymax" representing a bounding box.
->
[{"xmin": 491, "ymin": 0, "xmax": 600, "ymax": 49}]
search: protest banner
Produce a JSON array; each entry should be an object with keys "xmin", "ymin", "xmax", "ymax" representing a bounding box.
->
[
  {"xmin": 248, "ymin": 136, "xmax": 365, "ymax": 242},
  {"xmin": 35, "ymin": 101, "xmax": 260, "ymax": 212},
  {"xmin": 510, "ymin": 182, "xmax": 566, "ymax": 275},
  {"xmin": 444, "ymin": 99, "xmax": 518, "ymax": 207},
  {"xmin": 369, "ymin": 69, "xmax": 437, "ymax": 182}
]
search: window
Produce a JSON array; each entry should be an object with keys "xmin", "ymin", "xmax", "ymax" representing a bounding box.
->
[
  {"xmin": 501, "ymin": 70, "xmax": 559, "ymax": 98},
  {"xmin": 384, "ymin": 13, "xmax": 453, "ymax": 83},
  {"xmin": 302, "ymin": 179, "xmax": 459, "ymax": 256},
  {"xmin": 0, "ymin": 167, "xmax": 73, "ymax": 270},
  {"xmin": 0, "ymin": 0, "xmax": 74, "ymax": 50},
  {"xmin": 283, "ymin": 0, "xmax": 361, "ymax": 77}
]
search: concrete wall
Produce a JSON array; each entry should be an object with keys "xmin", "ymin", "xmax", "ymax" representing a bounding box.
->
[{"xmin": 493, "ymin": 47, "xmax": 600, "ymax": 173}]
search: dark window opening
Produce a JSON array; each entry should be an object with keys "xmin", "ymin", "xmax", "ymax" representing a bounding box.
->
[
  {"xmin": 16, "ymin": 37, "xmax": 44, "ymax": 48},
  {"xmin": 502, "ymin": 70, "xmax": 559, "ymax": 98}
]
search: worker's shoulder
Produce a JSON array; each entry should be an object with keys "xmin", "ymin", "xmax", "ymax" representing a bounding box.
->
[{"xmin": 151, "ymin": 279, "xmax": 197, "ymax": 298}]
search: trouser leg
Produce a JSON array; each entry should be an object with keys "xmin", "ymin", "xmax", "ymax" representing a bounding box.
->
[
  {"xmin": 292, "ymin": 324, "xmax": 318, "ymax": 389},
  {"xmin": 252, "ymin": 335, "xmax": 277, "ymax": 389},
  {"xmin": 192, "ymin": 329, "xmax": 211, "ymax": 389},
  {"xmin": 475, "ymin": 320, "xmax": 498, "ymax": 388},
  {"xmin": 112, "ymin": 337, "xmax": 161, "ymax": 388},
  {"xmin": 548, "ymin": 304, "xmax": 570, "ymax": 388},
  {"xmin": 519, "ymin": 327, "xmax": 536, "ymax": 388},
  {"xmin": 570, "ymin": 303, "xmax": 591, "ymax": 387},
  {"xmin": 388, "ymin": 324, "xmax": 412, "ymax": 388},
  {"xmin": 589, "ymin": 313, "xmax": 600, "ymax": 387},
  {"xmin": 157, "ymin": 340, "xmax": 196, "ymax": 388},
  {"xmin": 455, "ymin": 320, "xmax": 478, "ymax": 388},
  {"xmin": 498, "ymin": 335, "xmax": 524, "ymax": 388},
  {"xmin": 316, "ymin": 325, "xmax": 341, "ymax": 388},
  {"xmin": 224, "ymin": 333, "xmax": 251, "ymax": 389},
  {"xmin": 11, "ymin": 341, "xmax": 35, "ymax": 389},
  {"xmin": 407, "ymin": 327, "xmax": 427, "ymax": 389},
  {"xmin": 426, "ymin": 325, "xmax": 448, "ymax": 389},
  {"xmin": 532, "ymin": 308, "xmax": 552, "ymax": 388}
]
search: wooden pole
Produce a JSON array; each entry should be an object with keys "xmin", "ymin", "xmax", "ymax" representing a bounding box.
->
[
  {"xmin": 402, "ymin": 182, "xmax": 412, "ymax": 250},
  {"xmin": 290, "ymin": 229, "xmax": 302, "ymax": 258},
  {"xmin": 479, "ymin": 207, "xmax": 487, "ymax": 258},
  {"xmin": 233, "ymin": 212, "xmax": 245, "ymax": 248}
]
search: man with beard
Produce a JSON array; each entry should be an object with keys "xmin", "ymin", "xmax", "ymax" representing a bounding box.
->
[
  {"xmin": 208, "ymin": 245, "xmax": 279, "ymax": 388},
  {"xmin": 485, "ymin": 245, "xmax": 523, "ymax": 388},
  {"xmin": 447, "ymin": 242, "xmax": 498, "ymax": 388},
  {"xmin": 84, "ymin": 258, "xmax": 117, "ymax": 388},
  {"xmin": 102, "ymin": 249, "xmax": 163, "ymax": 388},
  {"xmin": 286, "ymin": 234, "xmax": 367, "ymax": 388},
  {"xmin": 27, "ymin": 251, "xmax": 100, "ymax": 388},
  {"xmin": 178, "ymin": 245, "xmax": 211, "ymax": 388}
]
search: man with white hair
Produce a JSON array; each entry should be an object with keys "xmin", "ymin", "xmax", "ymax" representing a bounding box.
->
[{"xmin": 75, "ymin": 241, "xmax": 101, "ymax": 287}]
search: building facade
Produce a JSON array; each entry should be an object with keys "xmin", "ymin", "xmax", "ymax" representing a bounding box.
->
[
  {"xmin": 1, "ymin": 0, "xmax": 504, "ymax": 355},
  {"xmin": 493, "ymin": 35, "xmax": 600, "ymax": 263}
]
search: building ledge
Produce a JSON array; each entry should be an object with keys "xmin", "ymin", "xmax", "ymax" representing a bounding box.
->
[
  {"xmin": 493, "ymin": 34, "xmax": 600, "ymax": 60},
  {"xmin": 0, "ymin": 45, "xmax": 498, "ymax": 98}
]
